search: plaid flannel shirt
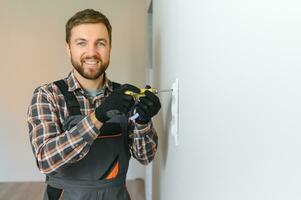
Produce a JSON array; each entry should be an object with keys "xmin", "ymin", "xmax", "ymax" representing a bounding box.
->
[{"xmin": 27, "ymin": 71, "xmax": 158, "ymax": 174}]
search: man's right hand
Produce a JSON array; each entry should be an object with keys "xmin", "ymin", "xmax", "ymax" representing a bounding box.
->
[{"xmin": 94, "ymin": 84, "xmax": 140, "ymax": 123}]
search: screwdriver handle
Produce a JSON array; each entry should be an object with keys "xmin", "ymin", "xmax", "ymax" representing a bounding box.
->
[{"xmin": 125, "ymin": 88, "xmax": 157, "ymax": 100}]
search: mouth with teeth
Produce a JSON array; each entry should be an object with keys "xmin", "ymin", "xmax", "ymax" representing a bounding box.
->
[{"xmin": 82, "ymin": 58, "xmax": 100, "ymax": 68}]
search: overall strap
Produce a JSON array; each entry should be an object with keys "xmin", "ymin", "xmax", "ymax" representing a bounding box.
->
[
  {"xmin": 111, "ymin": 81, "xmax": 121, "ymax": 90},
  {"xmin": 111, "ymin": 81, "xmax": 130, "ymax": 156},
  {"xmin": 54, "ymin": 80, "xmax": 81, "ymax": 116}
]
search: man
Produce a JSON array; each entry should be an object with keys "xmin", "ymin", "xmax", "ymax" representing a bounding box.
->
[{"xmin": 27, "ymin": 9, "xmax": 160, "ymax": 200}]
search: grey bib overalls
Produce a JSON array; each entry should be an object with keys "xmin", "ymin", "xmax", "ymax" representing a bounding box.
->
[{"xmin": 43, "ymin": 80, "xmax": 131, "ymax": 200}]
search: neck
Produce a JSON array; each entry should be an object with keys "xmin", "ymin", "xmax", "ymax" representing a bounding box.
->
[{"xmin": 73, "ymin": 70, "xmax": 105, "ymax": 90}]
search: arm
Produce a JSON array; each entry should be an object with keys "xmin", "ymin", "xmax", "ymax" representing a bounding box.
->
[
  {"xmin": 129, "ymin": 88, "xmax": 161, "ymax": 164},
  {"xmin": 27, "ymin": 83, "xmax": 138, "ymax": 175},
  {"xmin": 27, "ymin": 86, "xmax": 100, "ymax": 175},
  {"xmin": 130, "ymin": 122, "xmax": 158, "ymax": 164}
]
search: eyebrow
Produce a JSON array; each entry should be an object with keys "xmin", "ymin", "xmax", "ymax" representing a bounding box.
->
[
  {"xmin": 74, "ymin": 38, "xmax": 86, "ymax": 42},
  {"xmin": 74, "ymin": 38, "xmax": 108, "ymax": 43},
  {"xmin": 95, "ymin": 38, "xmax": 108, "ymax": 43}
]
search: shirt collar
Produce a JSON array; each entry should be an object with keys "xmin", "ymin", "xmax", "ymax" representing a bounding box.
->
[{"xmin": 65, "ymin": 71, "xmax": 113, "ymax": 93}]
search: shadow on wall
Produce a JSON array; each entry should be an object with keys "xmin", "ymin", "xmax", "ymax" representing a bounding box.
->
[
  {"xmin": 154, "ymin": 28, "xmax": 173, "ymax": 168},
  {"xmin": 152, "ymin": 87, "xmax": 173, "ymax": 200},
  {"xmin": 161, "ymin": 94, "xmax": 172, "ymax": 168},
  {"xmin": 152, "ymin": 30, "xmax": 175, "ymax": 200}
]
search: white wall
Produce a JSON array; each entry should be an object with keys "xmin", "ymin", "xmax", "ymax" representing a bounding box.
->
[
  {"xmin": 0, "ymin": 0, "xmax": 147, "ymax": 181},
  {"xmin": 153, "ymin": 0, "xmax": 301, "ymax": 199}
]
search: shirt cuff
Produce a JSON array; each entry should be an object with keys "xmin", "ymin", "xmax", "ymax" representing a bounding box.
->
[
  {"xmin": 71, "ymin": 115, "xmax": 99, "ymax": 145},
  {"xmin": 133, "ymin": 121, "xmax": 152, "ymax": 137}
]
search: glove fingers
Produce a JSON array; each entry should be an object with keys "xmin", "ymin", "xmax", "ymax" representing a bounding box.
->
[
  {"xmin": 144, "ymin": 91, "xmax": 161, "ymax": 107},
  {"xmin": 136, "ymin": 106, "xmax": 146, "ymax": 116},
  {"xmin": 122, "ymin": 93, "xmax": 133, "ymax": 101},
  {"xmin": 136, "ymin": 102, "xmax": 148, "ymax": 113},
  {"xmin": 121, "ymin": 84, "xmax": 140, "ymax": 93},
  {"xmin": 139, "ymin": 97, "xmax": 154, "ymax": 107},
  {"xmin": 122, "ymin": 101, "xmax": 136, "ymax": 113},
  {"xmin": 121, "ymin": 94, "xmax": 135, "ymax": 106},
  {"xmin": 113, "ymin": 95, "xmax": 132, "ymax": 114}
]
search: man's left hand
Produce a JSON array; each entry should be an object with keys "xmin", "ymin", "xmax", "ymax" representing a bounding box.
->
[{"xmin": 135, "ymin": 88, "xmax": 161, "ymax": 124}]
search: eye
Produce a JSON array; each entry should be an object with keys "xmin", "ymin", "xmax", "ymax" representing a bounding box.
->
[
  {"xmin": 76, "ymin": 42, "xmax": 86, "ymax": 46},
  {"xmin": 97, "ymin": 42, "xmax": 106, "ymax": 47}
]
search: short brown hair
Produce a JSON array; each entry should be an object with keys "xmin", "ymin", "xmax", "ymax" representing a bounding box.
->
[{"xmin": 65, "ymin": 9, "xmax": 112, "ymax": 44}]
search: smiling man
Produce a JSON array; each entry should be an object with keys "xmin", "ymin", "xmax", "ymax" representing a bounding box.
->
[{"xmin": 27, "ymin": 9, "xmax": 161, "ymax": 200}]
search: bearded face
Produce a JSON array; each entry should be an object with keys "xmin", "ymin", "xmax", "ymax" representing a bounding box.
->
[
  {"xmin": 67, "ymin": 23, "xmax": 111, "ymax": 80},
  {"xmin": 70, "ymin": 54, "xmax": 109, "ymax": 80}
]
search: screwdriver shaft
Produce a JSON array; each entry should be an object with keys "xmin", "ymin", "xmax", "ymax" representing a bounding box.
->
[{"xmin": 155, "ymin": 89, "xmax": 173, "ymax": 94}]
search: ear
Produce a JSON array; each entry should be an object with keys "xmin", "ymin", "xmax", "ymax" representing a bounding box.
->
[{"xmin": 65, "ymin": 42, "xmax": 71, "ymax": 58}]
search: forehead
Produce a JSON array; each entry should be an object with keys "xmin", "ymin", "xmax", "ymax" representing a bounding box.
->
[{"xmin": 70, "ymin": 23, "xmax": 109, "ymax": 41}]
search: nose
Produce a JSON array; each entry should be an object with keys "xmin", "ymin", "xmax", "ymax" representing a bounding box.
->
[{"xmin": 86, "ymin": 44, "xmax": 97, "ymax": 57}]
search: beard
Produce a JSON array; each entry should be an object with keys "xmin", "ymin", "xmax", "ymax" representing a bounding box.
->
[{"xmin": 70, "ymin": 54, "xmax": 109, "ymax": 80}]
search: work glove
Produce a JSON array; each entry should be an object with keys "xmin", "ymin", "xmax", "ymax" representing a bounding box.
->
[
  {"xmin": 135, "ymin": 85, "xmax": 161, "ymax": 124},
  {"xmin": 95, "ymin": 84, "xmax": 140, "ymax": 123}
]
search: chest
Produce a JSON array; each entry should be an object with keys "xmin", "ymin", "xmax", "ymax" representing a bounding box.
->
[{"xmin": 54, "ymin": 90, "xmax": 105, "ymax": 122}]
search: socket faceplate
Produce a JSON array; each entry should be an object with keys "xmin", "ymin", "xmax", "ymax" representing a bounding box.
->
[{"xmin": 171, "ymin": 78, "xmax": 179, "ymax": 145}]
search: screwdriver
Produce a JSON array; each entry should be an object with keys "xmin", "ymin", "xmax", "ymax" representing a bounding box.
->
[
  {"xmin": 125, "ymin": 88, "xmax": 173, "ymax": 121},
  {"xmin": 125, "ymin": 88, "xmax": 173, "ymax": 100}
]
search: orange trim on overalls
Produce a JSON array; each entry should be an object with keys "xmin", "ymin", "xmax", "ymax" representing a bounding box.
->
[
  {"xmin": 97, "ymin": 134, "xmax": 122, "ymax": 139},
  {"xmin": 105, "ymin": 161, "xmax": 119, "ymax": 179}
]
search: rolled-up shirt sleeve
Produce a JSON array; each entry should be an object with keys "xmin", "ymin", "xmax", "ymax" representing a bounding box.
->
[{"xmin": 130, "ymin": 122, "xmax": 158, "ymax": 165}]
